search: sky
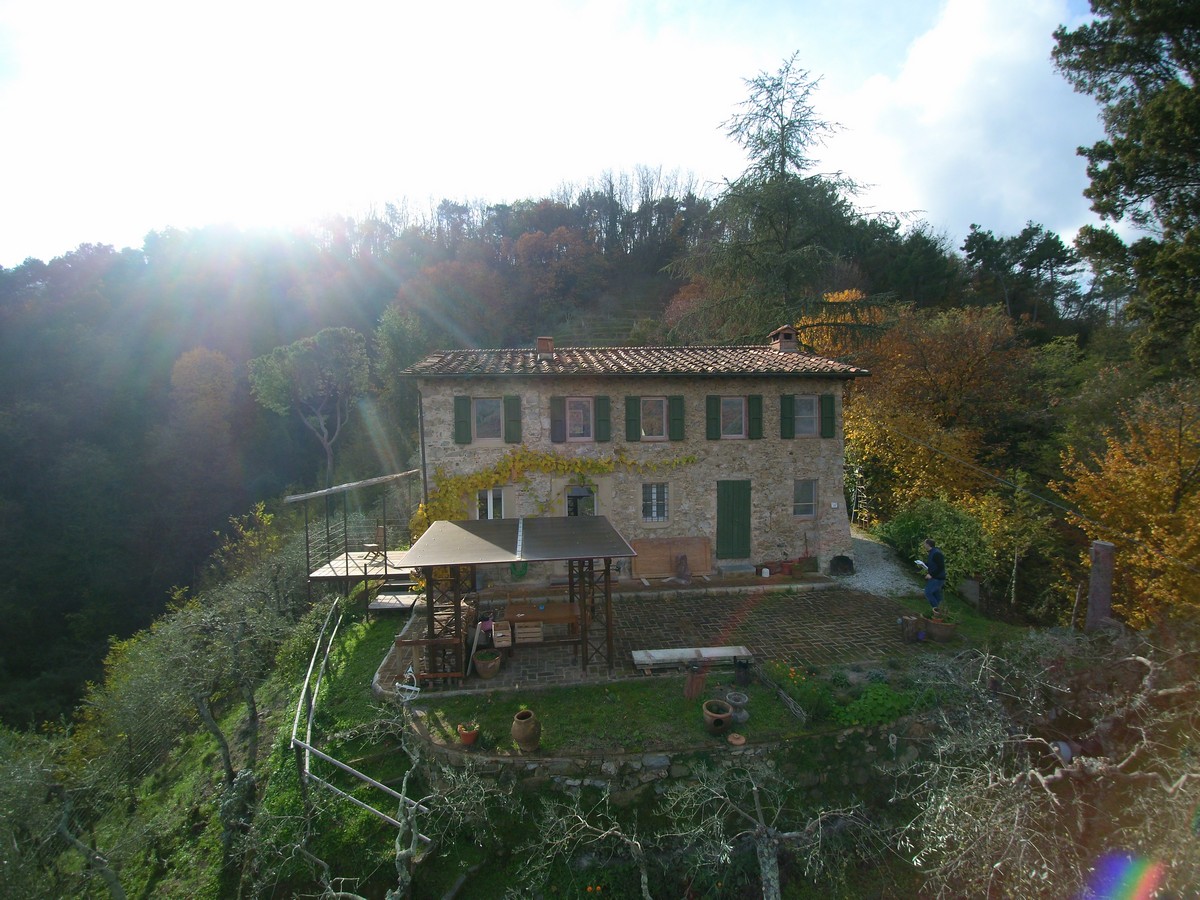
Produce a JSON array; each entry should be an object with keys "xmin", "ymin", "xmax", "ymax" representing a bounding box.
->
[{"xmin": 0, "ymin": 0, "xmax": 1105, "ymax": 269}]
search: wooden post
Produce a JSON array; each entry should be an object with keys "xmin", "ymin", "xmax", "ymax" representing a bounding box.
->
[{"xmin": 1085, "ymin": 540, "xmax": 1115, "ymax": 632}]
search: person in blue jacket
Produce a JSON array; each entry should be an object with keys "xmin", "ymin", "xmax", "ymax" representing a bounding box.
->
[{"xmin": 923, "ymin": 538, "xmax": 946, "ymax": 616}]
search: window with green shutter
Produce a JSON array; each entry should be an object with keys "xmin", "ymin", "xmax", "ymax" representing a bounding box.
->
[
  {"xmin": 550, "ymin": 396, "xmax": 566, "ymax": 443},
  {"xmin": 706, "ymin": 395, "xmax": 721, "ymax": 440},
  {"xmin": 747, "ymin": 394, "xmax": 763, "ymax": 439},
  {"xmin": 820, "ymin": 393, "xmax": 835, "ymax": 438},
  {"xmin": 780, "ymin": 394, "xmax": 795, "ymax": 439},
  {"xmin": 625, "ymin": 396, "xmax": 640, "ymax": 441},
  {"xmin": 503, "ymin": 395, "xmax": 522, "ymax": 443},
  {"xmin": 668, "ymin": 395, "xmax": 685, "ymax": 441},
  {"xmin": 595, "ymin": 396, "xmax": 611, "ymax": 442},
  {"xmin": 453, "ymin": 396, "xmax": 472, "ymax": 444}
]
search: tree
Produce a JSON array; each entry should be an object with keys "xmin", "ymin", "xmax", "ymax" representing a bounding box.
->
[
  {"xmin": 658, "ymin": 760, "xmax": 879, "ymax": 900},
  {"xmin": 895, "ymin": 630, "xmax": 1200, "ymax": 896},
  {"xmin": 1057, "ymin": 379, "xmax": 1200, "ymax": 625},
  {"xmin": 962, "ymin": 222, "xmax": 1084, "ymax": 324},
  {"xmin": 248, "ymin": 327, "xmax": 368, "ymax": 487},
  {"xmin": 670, "ymin": 54, "xmax": 863, "ymax": 342},
  {"xmin": 1054, "ymin": 2, "xmax": 1200, "ymax": 373},
  {"xmin": 843, "ymin": 307, "xmax": 1036, "ymax": 518}
]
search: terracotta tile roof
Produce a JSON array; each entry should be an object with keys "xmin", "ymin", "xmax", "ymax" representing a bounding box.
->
[{"xmin": 403, "ymin": 344, "xmax": 869, "ymax": 379}]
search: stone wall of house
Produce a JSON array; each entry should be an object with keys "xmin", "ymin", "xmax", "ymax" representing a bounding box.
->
[{"xmin": 416, "ymin": 374, "xmax": 854, "ymax": 573}]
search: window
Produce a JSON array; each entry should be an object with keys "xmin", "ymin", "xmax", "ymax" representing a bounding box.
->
[
  {"xmin": 720, "ymin": 397, "xmax": 746, "ymax": 438},
  {"xmin": 566, "ymin": 484, "xmax": 596, "ymax": 516},
  {"xmin": 707, "ymin": 394, "xmax": 762, "ymax": 440},
  {"xmin": 626, "ymin": 395, "xmax": 684, "ymax": 441},
  {"xmin": 780, "ymin": 393, "xmax": 835, "ymax": 439},
  {"xmin": 640, "ymin": 397, "xmax": 667, "ymax": 440},
  {"xmin": 794, "ymin": 395, "xmax": 819, "ymax": 436},
  {"xmin": 474, "ymin": 397, "xmax": 502, "ymax": 440},
  {"xmin": 477, "ymin": 488, "xmax": 503, "ymax": 520},
  {"xmin": 454, "ymin": 395, "xmax": 521, "ymax": 443},
  {"xmin": 566, "ymin": 397, "xmax": 593, "ymax": 441},
  {"xmin": 793, "ymin": 478, "xmax": 817, "ymax": 517},
  {"xmin": 642, "ymin": 482, "xmax": 668, "ymax": 522}
]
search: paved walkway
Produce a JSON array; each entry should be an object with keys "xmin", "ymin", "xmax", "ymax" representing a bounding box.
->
[{"xmin": 388, "ymin": 581, "xmax": 921, "ymax": 696}]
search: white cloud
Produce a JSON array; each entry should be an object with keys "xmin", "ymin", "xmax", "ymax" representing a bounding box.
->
[{"xmin": 820, "ymin": 0, "xmax": 1105, "ymax": 247}]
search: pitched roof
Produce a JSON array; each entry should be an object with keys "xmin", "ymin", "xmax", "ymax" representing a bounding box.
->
[{"xmin": 403, "ymin": 344, "xmax": 869, "ymax": 379}]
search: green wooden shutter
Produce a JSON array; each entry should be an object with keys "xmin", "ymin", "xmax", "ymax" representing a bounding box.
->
[
  {"xmin": 503, "ymin": 395, "xmax": 522, "ymax": 443},
  {"xmin": 747, "ymin": 394, "xmax": 763, "ymax": 439},
  {"xmin": 453, "ymin": 396, "xmax": 472, "ymax": 444},
  {"xmin": 625, "ymin": 396, "xmax": 640, "ymax": 442},
  {"xmin": 595, "ymin": 396, "xmax": 611, "ymax": 442},
  {"xmin": 706, "ymin": 395, "xmax": 721, "ymax": 440},
  {"xmin": 550, "ymin": 396, "xmax": 566, "ymax": 443},
  {"xmin": 668, "ymin": 395, "xmax": 685, "ymax": 441},
  {"xmin": 780, "ymin": 394, "xmax": 795, "ymax": 439},
  {"xmin": 820, "ymin": 393, "xmax": 835, "ymax": 438}
]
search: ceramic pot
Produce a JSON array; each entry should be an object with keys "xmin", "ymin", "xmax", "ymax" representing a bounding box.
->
[
  {"xmin": 511, "ymin": 709, "xmax": 541, "ymax": 752},
  {"xmin": 457, "ymin": 724, "xmax": 479, "ymax": 746},
  {"xmin": 473, "ymin": 650, "xmax": 502, "ymax": 679},
  {"xmin": 702, "ymin": 699, "xmax": 733, "ymax": 734}
]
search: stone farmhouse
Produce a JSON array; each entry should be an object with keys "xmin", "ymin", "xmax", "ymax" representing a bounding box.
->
[{"xmin": 403, "ymin": 326, "xmax": 869, "ymax": 582}]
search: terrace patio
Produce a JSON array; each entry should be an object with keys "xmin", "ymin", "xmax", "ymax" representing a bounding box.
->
[{"xmin": 373, "ymin": 569, "xmax": 922, "ymax": 699}]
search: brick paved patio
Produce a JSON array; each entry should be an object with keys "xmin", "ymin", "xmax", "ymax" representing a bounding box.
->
[{"xmin": 384, "ymin": 581, "xmax": 921, "ymax": 697}]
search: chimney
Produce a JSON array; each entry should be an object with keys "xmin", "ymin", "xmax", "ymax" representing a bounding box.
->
[
  {"xmin": 769, "ymin": 325, "xmax": 798, "ymax": 352},
  {"xmin": 536, "ymin": 335, "xmax": 555, "ymax": 361}
]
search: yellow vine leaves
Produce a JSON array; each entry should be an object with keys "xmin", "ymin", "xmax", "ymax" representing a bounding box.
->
[{"xmin": 408, "ymin": 445, "xmax": 697, "ymax": 539}]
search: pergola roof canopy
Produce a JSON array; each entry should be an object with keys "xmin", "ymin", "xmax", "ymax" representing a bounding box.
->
[{"xmin": 401, "ymin": 516, "xmax": 636, "ymax": 569}]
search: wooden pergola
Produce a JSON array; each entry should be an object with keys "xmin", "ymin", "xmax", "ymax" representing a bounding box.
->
[{"xmin": 397, "ymin": 516, "xmax": 636, "ymax": 682}]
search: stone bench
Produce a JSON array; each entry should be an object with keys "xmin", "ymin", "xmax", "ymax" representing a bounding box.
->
[{"xmin": 631, "ymin": 646, "xmax": 754, "ymax": 674}]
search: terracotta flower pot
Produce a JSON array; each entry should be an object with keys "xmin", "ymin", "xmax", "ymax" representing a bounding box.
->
[
  {"xmin": 457, "ymin": 723, "xmax": 479, "ymax": 745},
  {"xmin": 702, "ymin": 699, "xmax": 733, "ymax": 734},
  {"xmin": 473, "ymin": 650, "xmax": 502, "ymax": 679}
]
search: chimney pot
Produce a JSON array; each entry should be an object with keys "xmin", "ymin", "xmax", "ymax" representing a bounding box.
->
[{"xmin": 769, "ymin": 325, "xmax": 798, "ymax": 352}]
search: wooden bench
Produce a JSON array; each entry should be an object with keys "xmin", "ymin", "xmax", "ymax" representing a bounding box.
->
[{"xmin": 631, "ymin": 646, "xmax": 754, "ymax": 674}]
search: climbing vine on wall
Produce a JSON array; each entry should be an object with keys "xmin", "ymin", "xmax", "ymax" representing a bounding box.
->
[{"xmin": 408, "ymin": 445, "xmax": 698, "ymax": 538}]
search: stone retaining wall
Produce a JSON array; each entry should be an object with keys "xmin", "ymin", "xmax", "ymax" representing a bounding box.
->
[{"xmin": 418, "ymin": 714, "xmax": 929, "ymax": 802}]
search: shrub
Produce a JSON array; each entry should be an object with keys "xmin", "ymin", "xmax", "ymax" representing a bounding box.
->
[
  {"xmin": 876, "ymin": 498, "xmax": 991, "ymax": 588},
  {"xmin": 832, "ymin": 682, "xmax": 915, "ymax": 727}
]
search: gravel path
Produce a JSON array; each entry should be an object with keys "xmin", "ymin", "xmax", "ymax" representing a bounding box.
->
[{"xmin": 838, "ymin": 526, "xmax": 923, "ymax": 600}]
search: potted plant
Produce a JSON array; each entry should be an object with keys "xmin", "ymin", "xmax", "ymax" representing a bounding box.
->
[
  {"xmin": 457, "ymin": 722, "xmax": 480, "ymax": 745},
  {"xmin": 473, "ymin": 648, "xmax": 502, "ymax": 679}
]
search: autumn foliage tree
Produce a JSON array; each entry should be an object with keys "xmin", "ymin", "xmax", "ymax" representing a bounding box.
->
[
  {"xmin": 843, "ymin": 306, "xmax": 1034, "ymax": 518},
  {"xmin": 1057, "ymin": 379, "xmax": 1200, "ymax": 625}
]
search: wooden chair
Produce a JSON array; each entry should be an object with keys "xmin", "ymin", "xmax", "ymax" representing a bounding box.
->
[{"xmin": 363, "ymin": 525, "xmax": 387, "ymax": 562}]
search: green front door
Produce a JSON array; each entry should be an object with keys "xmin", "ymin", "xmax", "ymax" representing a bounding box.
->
[{"xmin": 716, "ymin": 480, "xmax": 751, "ymax": 559}]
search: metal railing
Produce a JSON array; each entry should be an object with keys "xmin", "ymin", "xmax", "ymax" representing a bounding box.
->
[{"xmin": 291, "ymin": 597, "xmax": 430, "ymax": 839}]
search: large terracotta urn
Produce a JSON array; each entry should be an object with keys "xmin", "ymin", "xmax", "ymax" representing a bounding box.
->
[
  {"xmin": 702, "ymin": 699, "xmax": 733, "ymax": 734},
  {"xmin": 511, "ymin": 708, "xmax": 541, "ymax": 752}
]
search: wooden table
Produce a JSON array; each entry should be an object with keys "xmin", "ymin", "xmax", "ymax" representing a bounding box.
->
[
  {"xmin": 501, "ymin": 601, "xmax": 581, "ymax": 654},
  {"xmin": 504, "ymin": 601, "xmax": 580, "ymax": 626}
]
